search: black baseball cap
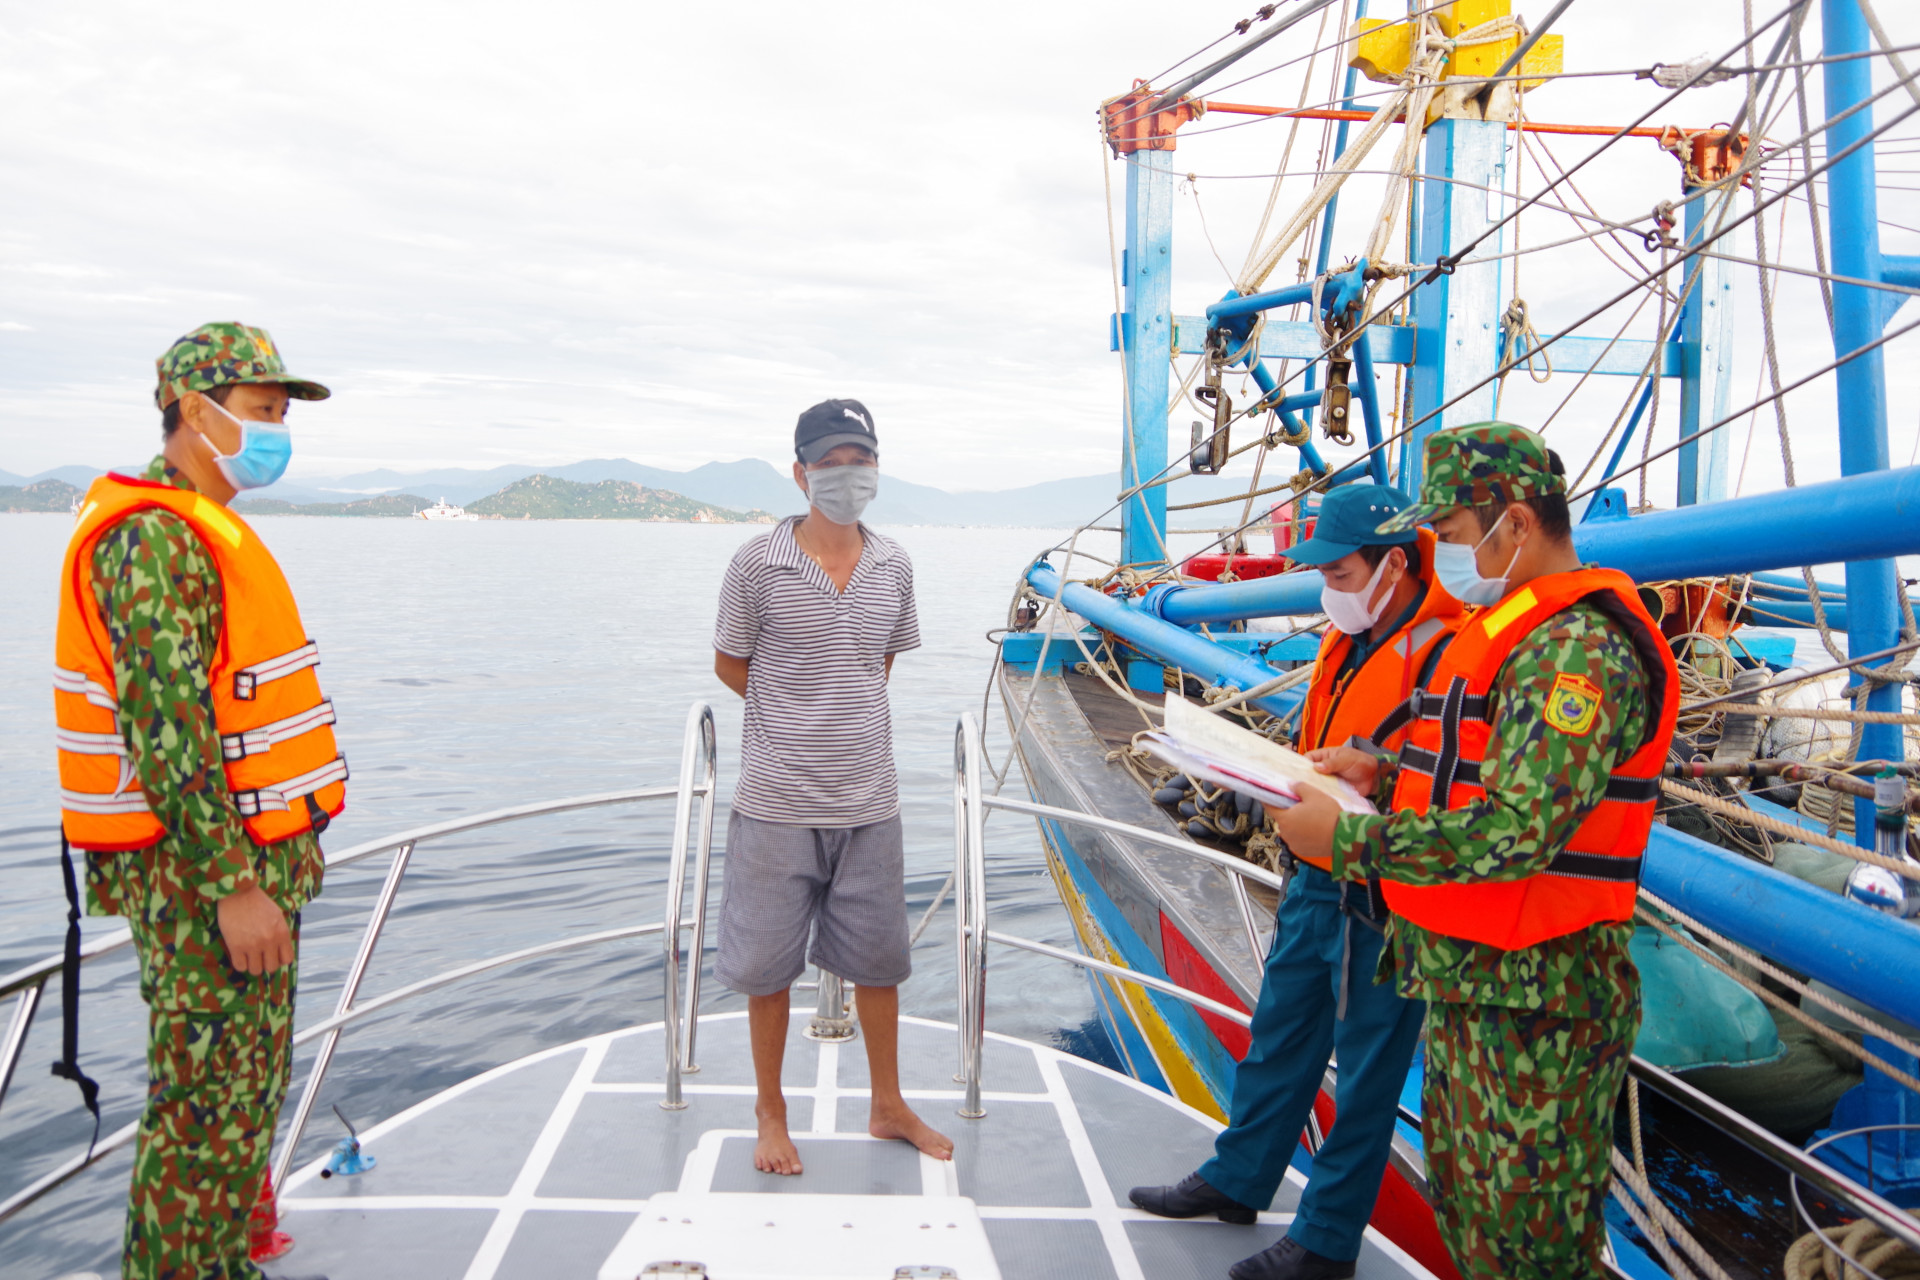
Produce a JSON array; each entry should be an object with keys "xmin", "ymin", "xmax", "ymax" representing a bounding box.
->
[{"xmin": 795, "ymin": 398, "xmax": 879, "ymax": 465}]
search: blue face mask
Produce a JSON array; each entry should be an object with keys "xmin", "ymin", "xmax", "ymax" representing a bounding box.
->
[
  {"xmin": 197, "ymin": 394, "xmax": 293, "ymax": 490},
  {"xmin": 1432, "ymin": 513, "xmax": 1523, "ymax": 607}
]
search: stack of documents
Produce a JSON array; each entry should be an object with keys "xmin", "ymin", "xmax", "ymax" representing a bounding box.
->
[{"xmin": 1140, "ymin": 694, "xmax": 1377, "ymax": 815}]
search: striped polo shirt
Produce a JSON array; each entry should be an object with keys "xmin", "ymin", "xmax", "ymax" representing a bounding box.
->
[{"xmin": 714, "ymin": 517, "xmax": 920, "ymax": 826}]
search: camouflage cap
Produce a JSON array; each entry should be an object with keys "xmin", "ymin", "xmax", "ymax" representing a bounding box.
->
[
  {"xmin": 154, "ymin": 321, "xmax": 331, "ymax": 410},
  {"xmin": 1375, "ymin": 421, "xmax": 1565, "ymax": 535}
]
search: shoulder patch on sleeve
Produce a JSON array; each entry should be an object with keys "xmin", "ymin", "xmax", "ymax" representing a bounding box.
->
[{"xmin": 1545, "ymin": 671, "xmax": 1603, "ymax": 736}]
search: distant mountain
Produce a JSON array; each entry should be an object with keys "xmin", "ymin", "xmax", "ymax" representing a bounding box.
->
[
  {"xmin": 468, "ymin": 475, "xmax": 775, "ymax": 522},
  {"xmin": 0, "ymin": 478, "xmax": 81, "ymax": 512},
  {"xmin": 235, "ymin": 493, "xmax": 437, "ymax": 518},
  {"xmin": 7, "ymin": 456, "xmax": 1269, "ymax": 528}
]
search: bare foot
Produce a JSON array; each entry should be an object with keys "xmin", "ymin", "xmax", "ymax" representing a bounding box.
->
[
  {"xmin": 754, "ymin": 1106, "xmax": 803, "ymax": 1175},
  {"xmin": 870, "ymin": 1099, "xmax": 954, "ymax": 1160}
]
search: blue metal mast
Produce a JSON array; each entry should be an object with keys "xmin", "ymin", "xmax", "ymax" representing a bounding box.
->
[
  {"xmin": 1821, "ymin": 0, "xmax": 1904, "ymax": 835},
  {"xmin": 1120, "ymin": 147, "xmax": 1176, "ymax": 569},
  {"xmin": 1676, "ymin": 186, "xmax": 1735, "ymax": 505},
  {"xmin": 1405, "ymin": 118, "xmax": 1508, "ymax": 485}
]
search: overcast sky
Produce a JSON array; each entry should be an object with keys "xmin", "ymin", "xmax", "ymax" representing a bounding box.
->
[{"xmin": 0, "ymin": 0, "xmax": 1913, "ymax": 495}]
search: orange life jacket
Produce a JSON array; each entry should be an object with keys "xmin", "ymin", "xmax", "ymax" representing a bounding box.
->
[
  {"xmin": 1376, "ymin": 567, "xmax": 1679, "ymax": 950},
  {"xmin": 54, "ymin": 474, "xmax": 347, "ymax": 852},
  {"xmin": 1293, "ymin": 530, "xmax": 1464, "ymax": 872}
]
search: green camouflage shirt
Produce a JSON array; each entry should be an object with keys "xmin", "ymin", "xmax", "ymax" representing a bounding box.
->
[
  {"xmin": 1331, "ymin": 599, "xmax": 1650, "ymax": 1018},
  {"xmin": 83, "ymin": 457, "xmax": 323, "ymax": 1006}
]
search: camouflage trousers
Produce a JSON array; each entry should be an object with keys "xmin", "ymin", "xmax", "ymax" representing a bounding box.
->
[
  {"xmin": 123, "ymin": 958, "xmax": 297, "ymax": 1280},
  {"xmin": 1422, "ymin": 999, "xmax": 1640, "ymax": 1280}
]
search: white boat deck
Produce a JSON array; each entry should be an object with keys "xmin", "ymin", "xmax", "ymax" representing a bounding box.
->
[{"xmin": 278, "ymin": 1010, "xmax": 1436, "ymax": 1280}]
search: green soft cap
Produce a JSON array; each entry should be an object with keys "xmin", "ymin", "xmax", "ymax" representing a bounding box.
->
[
  {"xmin": 1375, "ymin": 421, "xmax": 1564, "ymax": 535},
  {"xmin": 154, "ymin": 321, "xmax": 330, "ymax": 410}
]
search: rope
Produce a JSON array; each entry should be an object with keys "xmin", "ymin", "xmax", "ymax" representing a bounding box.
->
[
  {"xmin": 1659, "ymin": 779, "xmax": 1918, "ymax": 872},
  {"xmin": 1785, "ymin": 1216, "xmax": 1920, "ymax": 1280},
  {"xmin": 1713, "ymin": 703, "xmax": 1920, "ymax": 725},
  {"xmin": 1611, "ymin": 1147, "xmax": 1735, "ymax": 1280}
]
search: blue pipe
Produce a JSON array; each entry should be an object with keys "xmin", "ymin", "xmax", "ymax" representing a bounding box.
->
[
  {"xmin": 1599, "ymin": 380, "xmax": 1659, "ymax": 487},
  {"xmin": 1146, "ymin": 465, "xmax": 1920, "ymax": 623},
  {"xmin": 1026, "ymin": 562, "xmax": 1306, "ymax": 716},
  {"xmin": 1644, "ymin": 825, "xmax": 1920, "ymax": 1031},
  {"xmin": 1823, "ymin": 0, "xmax": 1903, "ymax": 836},
  {"xmin": 1886, "ymin": 254, "xmax": 1920, "ymax": 289},
  {"xmin": 1152, "ymin": 570, "xmax": 1327, "ymax": 626},
  {"xmin": 1351, "ymin": 323, "xmax": 1389, "ymax": 485},
  {"xmin": 1207, "ymin": 280, "xmax": 1316, "ymax": 324},
  {"xmin": 1574, "ymin": 464, "xmax": 1920, "ymax": 582},
  {"xmin": 1245, "ymin": 356, "xmax": 1333, "ymax": 476}
]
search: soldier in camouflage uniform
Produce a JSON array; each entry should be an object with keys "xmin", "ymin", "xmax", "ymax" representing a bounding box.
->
[
  {"xmin": 80, "ymin": 323, "xmax": 332, "ymax": 1279},
  {"xmin": 1272, "ymin": 423, "xmax": 1662, "ymax": 1279}
]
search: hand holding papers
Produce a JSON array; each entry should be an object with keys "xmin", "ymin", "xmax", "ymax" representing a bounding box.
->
[{"xmin": 1140, "ymin": 693, "xmax": 1377, "ymax": 816}]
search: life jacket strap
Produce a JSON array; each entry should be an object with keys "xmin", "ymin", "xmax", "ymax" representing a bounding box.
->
[
  {"xmin": 49, "ymin": 837, "xmax": 102, "ymax": 1158},
  {"xmin": 232, "ymin": 641, "xmax": 320, "ymax": 702},
  {"xmin": 232, "ymin": 756, "xmax": 349, "ymax": 817},
  {"xmin": 219, "ymin": 700, "xmax": 338, "ymax": 761},
  {"xmin": 1604, "ymin": 775, "xmax": 1662, "ymax": 803},
  {"xmin": 1543, "ymin": 850, "xmax": 1643, "ymax": 882}
]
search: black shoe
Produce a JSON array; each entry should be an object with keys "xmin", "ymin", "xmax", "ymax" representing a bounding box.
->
[
  {"xmin": 1127, "ymin": 1171, "xmax": 1258, "ymax": 1225},
  {"xmin": 1229, "ymin": 1236, "xmax": 1357, "ymax": 1280}
]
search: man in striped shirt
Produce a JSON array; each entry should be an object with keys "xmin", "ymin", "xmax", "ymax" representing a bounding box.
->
[{"xmin": 712, "ymin": 398, "xmax": 953, "ymax": 1175}]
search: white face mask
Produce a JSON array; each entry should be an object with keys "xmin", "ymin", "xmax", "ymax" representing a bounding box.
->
[
  {"xmin": 1320, "ymin": 551, "xmax": 1397, "ymax": 635},
  {"xmin": 803, "ymin": 463, "xmax": 879, "ymax": 525},
  {"xmin": 1432, "ymin": 512, "xmax": 1523, "ymax": 607}
]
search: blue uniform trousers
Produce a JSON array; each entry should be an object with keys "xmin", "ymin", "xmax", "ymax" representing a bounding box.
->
[{"xmin": 1198, "ymin": 864, "xmax": 1426, "ymax": 1262}]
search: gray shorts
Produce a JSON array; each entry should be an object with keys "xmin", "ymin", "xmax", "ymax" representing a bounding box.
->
[{"xmin": 714, "ymin": 811, "xmax": 912, "ymax": 997}]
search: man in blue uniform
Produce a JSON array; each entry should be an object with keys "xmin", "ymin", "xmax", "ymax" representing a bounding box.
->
[{"xmin": 1129, "ymin": 484, "xmax": 1461, "ymax": 1280}]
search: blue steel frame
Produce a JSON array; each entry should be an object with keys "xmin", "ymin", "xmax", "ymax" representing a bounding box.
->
[{"xmin": 1821, "ymin": 0, "xmax": 1904, "ymax": 834}]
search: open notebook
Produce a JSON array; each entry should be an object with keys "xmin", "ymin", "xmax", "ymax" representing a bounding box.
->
[{"xmin": 1139, "ymin": 692, "xmax": 1377, "ymax": 815}]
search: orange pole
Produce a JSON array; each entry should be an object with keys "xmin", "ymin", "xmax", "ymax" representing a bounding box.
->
[{"xmin": 1202, "ymin": 100, "xmax": 1669, "ymax": 139}]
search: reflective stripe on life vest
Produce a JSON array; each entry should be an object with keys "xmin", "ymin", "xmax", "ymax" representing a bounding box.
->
[
  {"xmin": 53, "ymin": 666, "xmax": 119, "ymax": 713},
  {"xmin": 232, "ymin": 756, "xmax": 350, "ymax": 817},
  {"xmin": 59, "ymin": 788, "xmax": 152, "ymax": 816},
  {"xmin": 232, "ymin": 641, "xmax": 320, "ymax": 701},
  {"xmin": 220, "ymin": 700, "xmax": 337, "ymax": 761},
  {"xmin": 1378, "ymin": 567, "xmax": 1680, "ymax": 950}
]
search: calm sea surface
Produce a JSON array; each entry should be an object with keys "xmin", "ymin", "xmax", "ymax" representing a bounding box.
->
[{"xmin": 0, "ymin": 514, "xmax": 1119, "ymax": 1277}]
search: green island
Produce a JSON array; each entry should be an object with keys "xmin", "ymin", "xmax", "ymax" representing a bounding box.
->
[
  {"xmin": 0, "ymin": 479, "xmax": 80, "ymax": 512},
  {"xmin": 467, "ymin": 475, "xmax": 774, "ymax": 522}
]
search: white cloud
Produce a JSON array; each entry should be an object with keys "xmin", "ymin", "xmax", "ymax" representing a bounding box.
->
[{"xmin": 0, "ymin": 0, "xmax": 1912, "ymax": 500}]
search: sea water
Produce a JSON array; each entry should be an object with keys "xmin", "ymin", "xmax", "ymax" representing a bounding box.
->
[{"xmin": 0, "ymin": 514, "xmax": 1113, "ymax": 1276}]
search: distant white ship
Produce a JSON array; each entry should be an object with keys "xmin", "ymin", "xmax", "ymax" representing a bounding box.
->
[{"xmin": 417, "ymin": 497, "xmax": 479, "ymax": 522}]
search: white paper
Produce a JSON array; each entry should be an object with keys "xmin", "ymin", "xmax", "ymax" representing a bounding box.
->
[{"xmin": 1153, "ymin": 693, "xmax": 1377, "ymax": 815}]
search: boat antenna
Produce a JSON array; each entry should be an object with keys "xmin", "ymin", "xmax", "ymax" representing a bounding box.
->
[{"xmin": 1147, "ymin": 0, "xmax": 1339, "ymax": 113}]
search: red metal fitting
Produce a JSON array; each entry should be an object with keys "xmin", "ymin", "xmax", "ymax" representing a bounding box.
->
[
  {"xmin": 1656, "ymin": 125, "xmax": 1752, "ymax": 192},
  {"xmin": 1103, "ymin": 81, "xmax": 1204, "ymax": 156}
]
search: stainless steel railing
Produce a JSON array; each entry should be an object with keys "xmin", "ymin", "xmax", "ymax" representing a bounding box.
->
[
  {"xmin": 661, "ymin": 702, "xmax": 719, "ymax": 1110},
  {"xmin": 0, "ymin": 702, "xmax": 720, "ymax": 1225},
  {"xmin": 950, "ymin": 711, "xmax": 1267, "ymax": 1119}
]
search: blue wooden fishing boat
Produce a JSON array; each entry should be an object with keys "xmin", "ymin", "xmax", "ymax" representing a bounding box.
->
[{"xmin": 989, "ymin": 1, "xmax": 1920, "ymax": 1275}]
